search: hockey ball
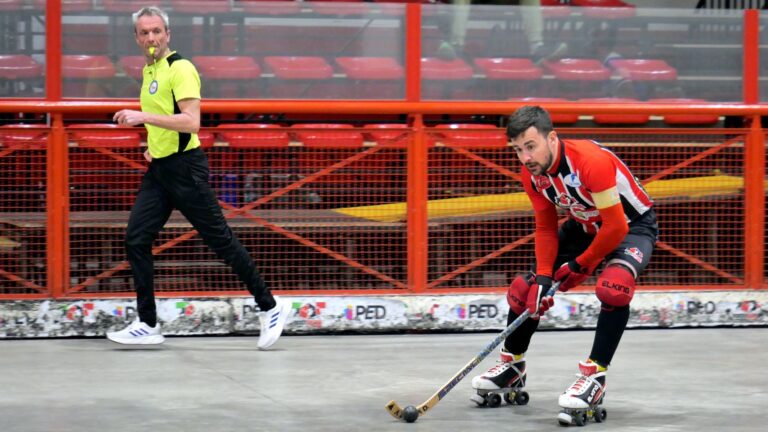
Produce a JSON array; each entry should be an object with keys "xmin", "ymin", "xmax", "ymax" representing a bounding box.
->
[{"xmin": 402, "ymin": 405, "xmax": 419, "ymax": 423}]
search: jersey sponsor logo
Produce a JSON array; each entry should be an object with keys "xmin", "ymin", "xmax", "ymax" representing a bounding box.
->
[
  {"xmin": 149, "ymin": 79, "xmax": 158, "ymax": 94},
  {"xmin": 564, "ymin": 173, "xmax": 582, "ymax": 188},
  {"xmin": 570, "ymin": 203, "xmax": 600, "ymax": 220},
  {"xmin": 535, "ymin": 176, "xmax": 551, "ymax": 189},
  {"xmin": 556, "ymin": 193, "xmax": 575, "ymax": 209},
  {"xmin": 624, "ymin": 247, "xmax": 643, "ymax": 263}
]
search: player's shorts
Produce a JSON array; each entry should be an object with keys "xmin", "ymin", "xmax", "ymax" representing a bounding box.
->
[{"xmin": 535, "ymin": 209, "xmax": 658, "ymax": 279}]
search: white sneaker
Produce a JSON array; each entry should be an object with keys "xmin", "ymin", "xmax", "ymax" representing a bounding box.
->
[
  {"xmin": 106, "ymin": 319, "xmax": 165, "ymax": 345},
  {"xmin": 257, "ymin": 297, "xmax": 291, "ymax": 350}
]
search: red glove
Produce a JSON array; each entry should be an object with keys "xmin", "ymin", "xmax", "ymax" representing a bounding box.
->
[
  {"xmin": 554, "ymin": 260, "xmax": 591, "ymax": 292},
  {"xmin": 527, "ymin": 275, "xmax": 554, "ymax": 318}
]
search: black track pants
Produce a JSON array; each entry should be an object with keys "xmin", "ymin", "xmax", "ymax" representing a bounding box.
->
[{"xmin": 125, "ymin": 148, "xmax": 275, "ymax": 325}]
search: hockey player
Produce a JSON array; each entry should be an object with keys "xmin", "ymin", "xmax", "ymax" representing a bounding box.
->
[{"xmin": 471, "ymin": 106, "xmax": 658, "ymax": 422}]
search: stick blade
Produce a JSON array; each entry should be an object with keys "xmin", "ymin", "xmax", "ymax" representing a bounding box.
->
[{"xmin": 384, "ymin": 400, "xmax": 404, "ymax": 420}]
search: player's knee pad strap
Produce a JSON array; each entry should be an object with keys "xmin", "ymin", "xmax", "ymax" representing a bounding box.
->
[
  {"xmin": 507, "ymin": 274, "xmax": 532, "ymax": 315},
  {"xmin": 596, "ymin": 265, "xmax": 635, "ymax": 307}
]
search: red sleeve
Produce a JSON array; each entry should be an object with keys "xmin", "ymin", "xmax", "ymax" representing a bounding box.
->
[
  {"xmin": 534, "ymin": 206, "xmax": 559, "ymax": 277},
  {"xmin": 521, "ymin": 169, "xmax": 559, "ymax": 276},
  {"xmin": 576, "ymin": 203, "xmax": 629, "ymax": 271}
]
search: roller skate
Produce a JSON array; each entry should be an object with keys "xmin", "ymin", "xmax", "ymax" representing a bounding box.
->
[
  {"xmin": 557, "ymin": 360, "xmax": 608, "ymax": 426},
  {"xmin": 470, "ymin": 348, "xmax": 529, "ymax": 408}
]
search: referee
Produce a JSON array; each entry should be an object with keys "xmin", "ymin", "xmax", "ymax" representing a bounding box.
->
[{"xmin": 108, "ymin": 6, "xmax": 290, "ymax": 348}]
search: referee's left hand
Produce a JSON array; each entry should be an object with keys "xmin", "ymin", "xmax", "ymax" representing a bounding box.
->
[{"xmin": 113, "ymin": 109, "xmax": 145, "ymax": 126}]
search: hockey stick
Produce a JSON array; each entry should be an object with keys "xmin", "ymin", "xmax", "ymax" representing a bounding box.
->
[{"xmin": 385, "ymin": 281, "xmax": 560, "ymax": 422}]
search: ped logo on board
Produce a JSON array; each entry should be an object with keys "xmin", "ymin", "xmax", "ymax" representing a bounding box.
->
[
  {"xmin": 345, "ymin": 304, "xmax": 386, "ymax": 320},
  {"xmin": 455, "ymin": 303, "xmax": 499, "ymax": 319}
]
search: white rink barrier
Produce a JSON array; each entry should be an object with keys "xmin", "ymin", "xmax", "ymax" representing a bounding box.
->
[{"xmin": 0, "ymin": 291, "xmax": 766, "ymax": 338}]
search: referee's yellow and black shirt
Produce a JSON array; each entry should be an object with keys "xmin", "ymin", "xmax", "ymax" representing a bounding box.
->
[{"xmin": 140, "ymin": 51, "xmax": 201, "ymax": 159}]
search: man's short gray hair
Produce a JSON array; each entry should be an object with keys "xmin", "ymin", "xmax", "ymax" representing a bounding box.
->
[{"xmin": 132, "ymin": 6, "xmax": 169, "ymax": 31}]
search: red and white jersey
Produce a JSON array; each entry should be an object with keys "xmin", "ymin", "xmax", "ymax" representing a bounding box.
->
[{"xmin": 522, "ymin": 138, "xmax": 653, "ymax": 234}]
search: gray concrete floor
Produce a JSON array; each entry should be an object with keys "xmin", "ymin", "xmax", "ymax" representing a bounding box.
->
[{"xmin": 0, "ymin": 328, "xmax": 766, "ymax": 432}]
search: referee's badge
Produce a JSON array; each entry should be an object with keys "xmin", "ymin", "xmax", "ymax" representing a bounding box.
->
[{"xmin": 149, "ymin": 80, "xmax": 158, "ymax": 94}]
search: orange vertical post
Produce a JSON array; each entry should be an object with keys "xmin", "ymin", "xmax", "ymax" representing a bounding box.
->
[
  {"xmin": 47, "ymin": 115, "xmax": 69, "ymax": 298},
  {"xmin": 742, "ymin": 9, "xmax": 759, "ymax": 104},
  {"xmin": 46, "ymin": 0, "xmax": 62, "ymax": 101},
  {"xmin": 46, "ymin": 0, "xmax": 67, "ymax": 297},
  {"xmin": 742, "ymin": 11, "xmax": 763, "ymax": 288},
  {"xmin": 405, "ymin": 2, "xmax": 421, "ymax": 102},
  {"xmin": 407, "ymin": 115, "xmax": 428, "ymax": 293},
  {"xmin": 405, "ymin": 3, "xmax": 427, "ymax": 292},
  {"xmin": 744, "ymin": 116, "xmax": 765, "ymax": 288}
]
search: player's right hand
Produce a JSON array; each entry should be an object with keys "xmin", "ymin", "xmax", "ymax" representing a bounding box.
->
[{"xmin": 526, "ymin": 275, "xmax": 554, "ymax": 318}]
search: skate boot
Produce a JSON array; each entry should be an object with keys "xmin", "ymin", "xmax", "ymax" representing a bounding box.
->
[
  {"xmin": 557, "ymin": 360, "xmax": 608, "ymax": 426},
  {"xmin": 470, "ymin": 348, "xmax": 529, "ymax": 408}
]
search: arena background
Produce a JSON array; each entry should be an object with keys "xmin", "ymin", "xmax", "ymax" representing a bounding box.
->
[{"xmin": 0, "ymin": 0, "xmax": 766, "ymax": 337}]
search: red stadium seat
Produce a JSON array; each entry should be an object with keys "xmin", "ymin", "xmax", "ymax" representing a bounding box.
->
[
  {"xmin": 648, "ymin": 99, "xmax": 720, "ymax": 126},
  {"xmin": 118, "ymin": 56, "xmax": 146, "ymax": 81},
  {"xmin": 197, "ymin": 131, "xmax": 215, "ymax": 149},
  {"xmin": 291, "ymin": 124, "xmax": 364, "ymax": 189},
  {"xmin": 421, "ymin": 57, "xmax": 475, "ymax": 100},
  {"xmin": 169, "ymin": 0, "xmax": 232, "ymax": 13},
  {"xmin": 608, "ymin": 59, "xmax": 678, "ymax": 100},
  {"xmin": 217, "ymin": 124, "xmax": 291, "ymax": 149},
  {"xmin": 62, "ymin": 55, "xmax": 116, "ymax": 79},
  {"xmin": 571, "ymin": 0, "xmax": 636, "ymax": 19},
  {"xmin": 102, "ymin": 0, "xmax": 150, "ymax": 12},
  {"xmin": 213, "ymin": 124, "xmax": 293, "ymax": 198},
  {"xmin": 0, "ymin": 124, "xmax": 48, "ymax": 211},
  {"xmin": 311, "ymin": 0, "xmax": 369, "ymax": 16},
  {"xmin": 434, "ymin": 124, "xmax": 508, "ymax": 148},
  {"xmin": 0, "ymin": 124, "xmax": 47, "ymax": 149},
  {"xmin": 263, "ymin": 56, "xmax": 336, "ymax": 98},
  {"xmin": 0, "ymin": 55, "xmax": 43, "ymax": 97},
  {"xmin": 608, "ymin": 59, "xmax": 677, "ymax": 81},
  {"xmin": 238, "ymin": 0, "xmax": 302, "ymax": 15},
  {"xmin": 540, "ymin": 0, "xmax": 573, "ymax": 18},
  {"xmin": 291, "ymin": 124, "xmax": 364, "ymax": 148},
  {"xmin": 335, "ymin": 57, "xmax": 403, "ymax": 80},
  {"xmin": 0, "ymin": 0, "xmax": 22, "ymax": 11},
  {"xmin": 67, "ymin": 124, "xmax": 143, "ymax": 210},
  {"xmin": 541, "ymin": 58, "xmax": 611, "ymax": 81},
  {"xmin": 264, "ymin": 56, "xmax": 334, "ymax": 80},
  {"xmin": 431, "ymin": 124, "xmax": 508, "ymax": 194},
  {"xmin": 474, "ymin": 58, "xmax": 543, "ymax": 99},
  {"xmin": 62, "ymin": 55, "xmax": 118, "ymax": 98},
  {"xmin": 578, "ymin": 98, "xmax": 649, "ymax": 125},
  {"xmin": 364, "ymin": 124, "xmax": 410, "ymax": 147},
  {"xmin": 541, "ymin": 59, "xmax": 611, "ymax": 98},
  {"xmin": 0, "ymin": 55, "xmax": 42, "ymax": 80},
  {"xmin": 68, "ymin": 124, "xmax": 142, "ymax": 148},
  {"xmin": 335, "ymin": 57, "xmax": 404, "ymax": 99},
  {"xmin": 192, "ymin": 56, "xmax": 262, "ymax": 98}
]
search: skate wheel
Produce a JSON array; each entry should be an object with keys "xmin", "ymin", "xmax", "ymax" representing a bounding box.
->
[
  {"xmin": 470, "ymin": 393, "xmax": 487, "ymax": 407},
  {"xmin": 575, "ymin": 411, "xmax": 587, "ymax": 426},
  {"xmin": 514, "ymin": 391, "xmax": 530, "ymax": 405},
  {"xmin": 557, "ymin": 412, "xmax": 572, "ymax": 426},
  {"xmin": 485, "ymin": 392, "xmax": 502, "ymax": 408},
  {"xmin": 503, "ymin": 392, "xmax": 514, "ymax": 405},
  {"xmin": 594, "ymin": 407, "xmax": 607, "ymax": 423}
]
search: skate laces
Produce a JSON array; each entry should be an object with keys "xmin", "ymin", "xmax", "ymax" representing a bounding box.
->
[
  {"xmin": 569, "ymin": 375, "xmax": 590, "ymax": 393},
  {"xmin": 487, "ymin": 360, "xmax": 510, "ymax": 375}
]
